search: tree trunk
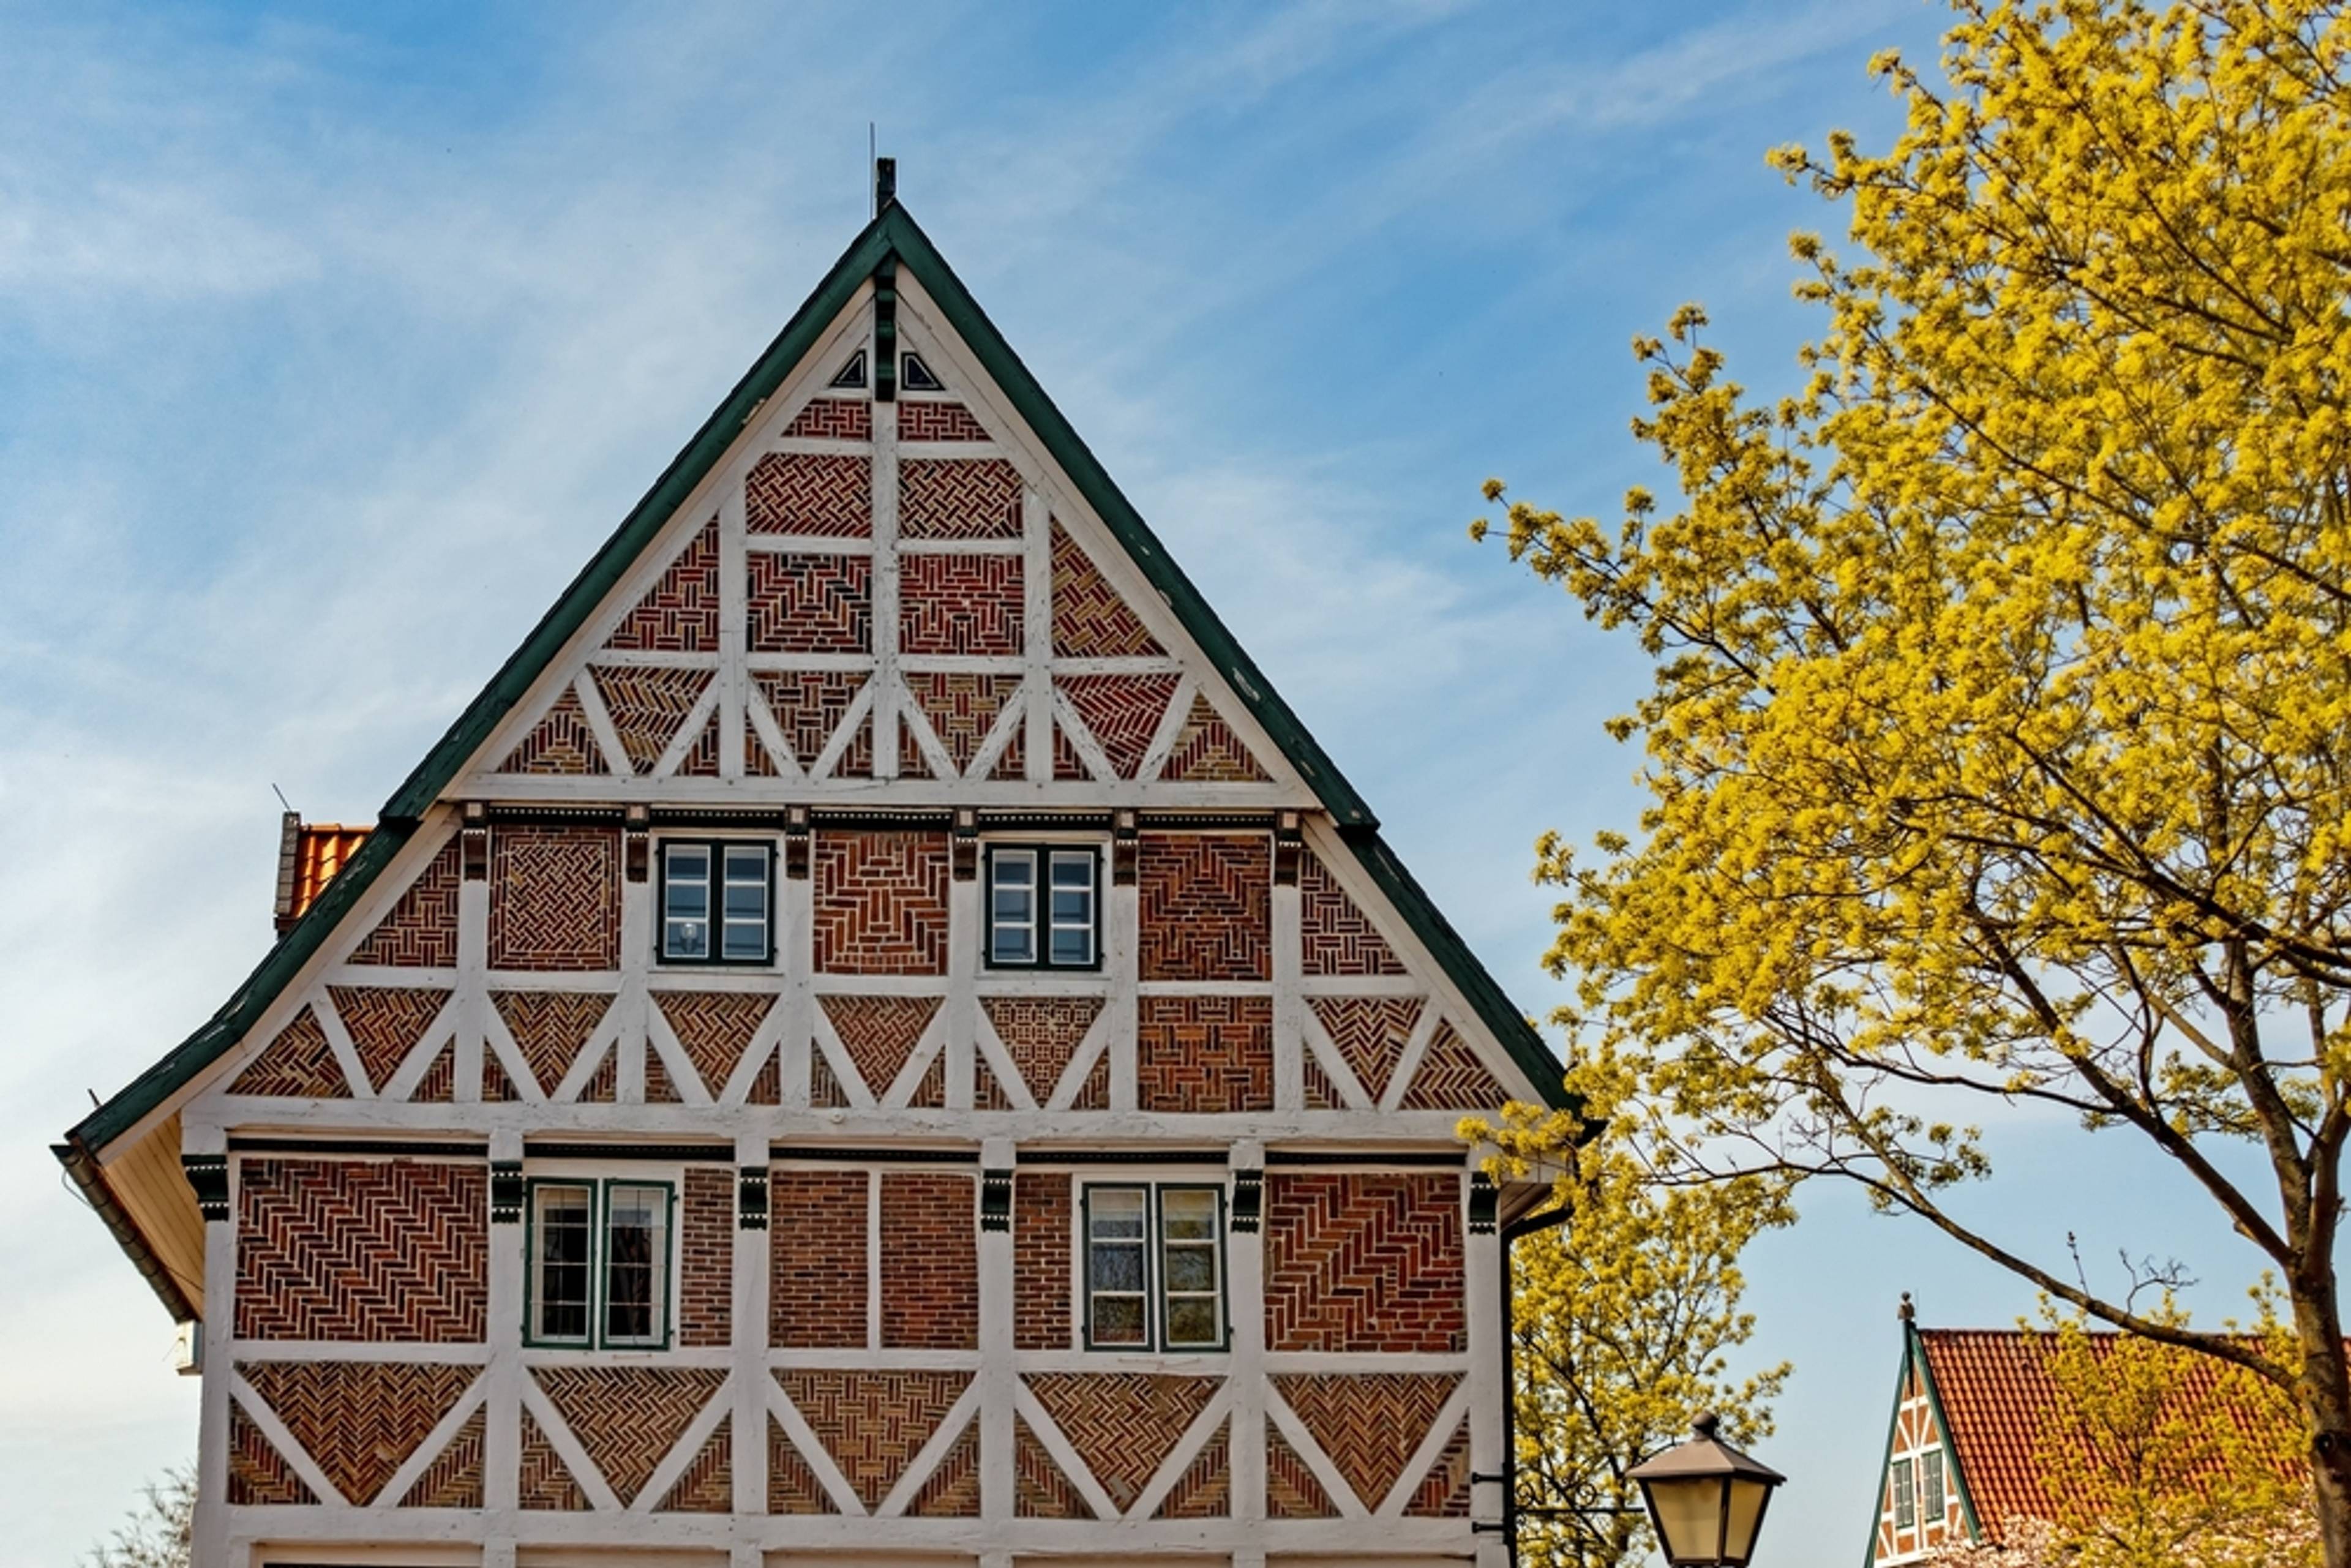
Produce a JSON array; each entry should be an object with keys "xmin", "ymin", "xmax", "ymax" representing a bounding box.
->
[{"xmin": 2297, "ymin": 1283, "xmax": 2351, "ymax": 1568}]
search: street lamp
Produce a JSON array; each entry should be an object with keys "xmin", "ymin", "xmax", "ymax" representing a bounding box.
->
[{"xmin": 1627, "ymin": 1412, "xmax": 1787, "ymax": 1566}]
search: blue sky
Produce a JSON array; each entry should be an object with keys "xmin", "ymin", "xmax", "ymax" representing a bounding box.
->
[{"xmin": 0, "ymin": 2, "xmax": 2293, "ymax": 1561}]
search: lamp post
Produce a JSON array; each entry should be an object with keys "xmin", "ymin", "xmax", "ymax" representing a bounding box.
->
[{"xmin": 1626, "ymin": 1412, "xmax": 1787, "ymax": 1566}]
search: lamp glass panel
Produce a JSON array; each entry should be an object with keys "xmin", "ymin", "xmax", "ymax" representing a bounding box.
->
[
  {"xmin": 1723, "ymin": 1476, "xmax": 1772, "ymax": 1562},
  {"xmin": 1646, "ymin": 1476, "xmax": 1725, "ymax": 1563}
]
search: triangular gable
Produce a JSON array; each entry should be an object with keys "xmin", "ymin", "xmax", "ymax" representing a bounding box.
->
[
  {"xmin": 1867, "ymin": 1318, "xmax": 1983, "ymax": 1566},
  {"xmin": 59, "ymin": 197, "xmax": 1573, "ymax": 1324}
]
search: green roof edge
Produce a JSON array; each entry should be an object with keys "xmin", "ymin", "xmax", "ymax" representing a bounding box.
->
[
  {"xmin": 66, "ymin": 197, "xmax": 1569, "ymax": 1170},
  {"xmin": 1914, "ymin": 1323, "xmax": 1987, "ymax": 1544}
]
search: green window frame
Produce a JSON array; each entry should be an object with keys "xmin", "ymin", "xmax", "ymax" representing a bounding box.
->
[
  {"xmin": 984, "ymin": 844, "xmax": 1101, "ymax": 970},
  {"xmin": 523, "ymin": 1177, "xmax": 677, "ymax": 1350},
  {"xmin": 1892, "ymin": 1455, "xmax": 1916, "ymax": 1530},
  {"xmin": 658, "ymin": 839, "xmax": 775, "ymax": 966},
  {"xmin": 1921, "ymin": 1446, "xmax": 1944, "ymax": 1521},
  {"xmin": 1080, "ymin": 1183, "xmax": 1228, "ymax": 1352}
]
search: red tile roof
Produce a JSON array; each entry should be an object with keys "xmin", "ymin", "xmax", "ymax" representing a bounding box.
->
[
  {"xmin": 1918, "ymin": 1327, "xmax": 2294, "ymax": 1540},
  {"xmin": 274, "ymin": 817, "xmax": 372, "ymax": 934}
]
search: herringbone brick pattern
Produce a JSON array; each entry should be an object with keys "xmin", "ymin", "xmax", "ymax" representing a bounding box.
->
[
  {"xmin": 769, "ymin": 1416, "xmax": 840, "ymax": 1514},
  {"xmin": 1300, "ymin": 851, "xmax": 1407, "ymax": 976},
  {"xmin": 743, "ymin": 721, "xmax": 779, "ymax": 776},
  {"xmin": 1070, "ymin": 1049, "xmax": 1111, "ymax": 1109},
  {"xmin": 1138, "ymin": 996, "xmax": 1273, "ymax": 1112},
  {"xmin": 675, "ymin": 715, "xmax": 721, "ymax": 776},
  {"xmin": 349, "ymin": 838, "xmax": 460, "ymax": 967},
  {"xmin": 1051, "ymin": 524, "xmax": 1162, "ymax": 657},
  {"xmin": 239, "ymin": 1360, "xmax": 477, "ymax": 1504},
  {"xmin": 812, "ymin": 833, "xmax": 950, "ymax": 973},
  {"xmin": 1398, "ymin": 1021, "xmax": 1509, "ymax": 1109},
  {"xmin": 1053, "ymin": 716, "xmax": 1089, "ymax": 779},
  {"xmin": 835, "ymin": 703, "xmax": 874, "ymax": 776},
  {"xmin": 533, "ymin": 1367, "xmax": 726, "ymax": 1505},
  {"xmin": 1308, "ymin": 996, "xmax": 1423, "ymax": 1103},
  {"xmin": 589, "ymin": 666, "xmax": 712, "ymax": 773},
  {"xmin": 1014, "ymin": 1172, "xmax": 1071, "ymax": 1349},
  {"xmin": 903, "ymin": 672, "xmax": 1019, "ymax": 775},
  {"xmin": 774, "ymin": 1370, "xmax": 972, "ymax": 1510},
  {"xmin": 819, "ymin": 995, "xmax": 941, "ymax": 1098},
  {"xmin": 577, "ymin": 1046, "xmax": 618, "ymax": 1103},
  {"xmin": 991, "ymin": 715, "xmax": 1027, "ymax": 779},
  {"xmin": 520, "ymin": 1409, "xmax": 588, "ymax": 1510},
  {"xmin": 1138, "ymin": 834, "xmax": 1270, "ymax": 980},
  {"xmin": 396, "ymin": 1406, "xmax": 486, "ymax": 1509},
  {"xmin": 898, "ymin": 708, "xmax": 936, "ymax": 780},
  {"xmin": 1026, "ymin": 1373, "xmax": 1218, "ymax": 1513},
  {"xmin": 898, "ymin": 399, "xmax": 988, "ymax": 441},
  {"xmin": 754, "ymin": 670, "xmax": 866, "ymax": 768},
  {"xmin": 770, "ymin": 1169, "xmax": 866, "ymax": 1346},
  {"xmin": 748, "ymin": 552, "xmax": 872, "ymax": 653},
  {"xmin": 1264, "ymin": 1173, "xmax": 1465, "ymax": 1354},
  {"xmin": 899, "ymin": 457, "xmax": 1021, "ymax": 539},
  {"xmin": 234, "ymin": 1158, "xmax": 487, "ymax": 1341},
  {"xmin": 489, "ymin": 826, "xmax": 621, "ymax": 970},
  {"xmin": 983, "ymin": 997, "xmax": 1101, "ymax": 1104},
  {"xmin": 483, "ymin": 1053, "xmax": 521, "ymax": 1103},
  {"xmin": 230, "ymin": 1007, "xmax": 350, "ymax": 1098},
  {"xmin": 899, "ymin": 553, "xmax": 1023, "ymax": 655},
  {"xmin": 747, "ymin": 452, "xmax": 871, "ymax": 536},
  {"xmin": 1161, "ymin": 694, "xmax": 1269, "ymax": 782},
  {"xmin": 646, "ymin": 1051, "xmax": 681, "ymax": 1104},
  {"xmin": 881, "ymin": 1172, "xmax": 977, "ymax": 1349},
  {"xmin": 1016, "ymin": 1417, "xmax": 1090, "ymax": 1518},
  {"xmin": 907, "ymin": 1051, "xmax": 948, "ymax": 1108},
  {"xmin": 228, "ymin": 1403, "xmax": 315, "ymax": 1506},
  {"xmin": 1062, "ymin": 673, "xmax": 1179, "ymax": 778},
  {"xmin": 1153, "ymin": 1417, "xmax": 1231, "ymax": 1518},
  {"xmin": 907, "ymin": 1424, "xmax": 982, "ymax": 1516},
  {"xmin": 811, "ymin": 1049, "xmax": 850, "ymax": 1108},
  {"xmin": 413, "ymin": 1043, "xmax": 455, "ymax": 1103},
  {"xmin": 655, "ymin": 1415, "xmax": 732, "ymax": 1512},
  {"xmin": 977, "ymin": 1054, "xmax": 1014, "ymax": 1109},
  {"xmin": 655, "ymin": 991, "xmax": 774, "ymax": 1097},
  {"xmin": 328, "ymin": 986, "xmax": 449, "ymax": 1092},
  {"xmin": 782, "ymin": 397, "xmax": 872, "ymax": 441},
  {"xmin": 1303, "ymin": 1051, "xmax": 1348, "ymax": 1109},
  {"xmin": 500, "ymin": 686, "xmax": 609, "ymax": 775},
  {"xmin": 604, "ymin": 517, "xmax": 721, "ymax": 651},
  {"xmin": 680, "ymin": 1166, "xmax": 732, "ymax": 1348},
  {"xmin": 491, "ymin": 990, "xmax": 615, "ymax": 1095},
  {"xmin": 1405, "ymin": 1418, "xmax": 1472, "ymax": 1517},
  {"xmin": 746, "ymin": 1046, "xmax": 781, "ymax": 1104},
  {"xmin": 1265, "ymin": 1427, "xmax": 1338, "ymax": 1518},
  {"xmin": 1273, "ymin": 1373, "xmax": 1461, "ymax": 1510}
]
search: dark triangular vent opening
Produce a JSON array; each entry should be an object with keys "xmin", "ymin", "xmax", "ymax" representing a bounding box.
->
[
  {"xmin": 828, "ymin": 348, "xmax": 868, "ymax": 389},
  {"xmin": 900, "ymin": 352, "xmax": 943, "ymax": 392}
]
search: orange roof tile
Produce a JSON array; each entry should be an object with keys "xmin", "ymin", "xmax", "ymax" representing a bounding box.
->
[
  {"xmin": 1917, "ymin": 1327, "xmax": 2297, "ymax": 1540},
  {"xmin": 275, "ymin": 820, "xmax": 372, "ymax": 933}
]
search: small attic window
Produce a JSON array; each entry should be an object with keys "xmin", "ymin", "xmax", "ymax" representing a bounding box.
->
[
  {"xmin": 900, "ymin": 352, "xmax": 944, "ymax": 392},
  {"xmin": 828, "ymin": 349, "xmax": 868, "ymax": 389}
]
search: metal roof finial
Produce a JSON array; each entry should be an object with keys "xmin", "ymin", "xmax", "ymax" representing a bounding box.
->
[{"xmin": 1900, "ymin": 1291, "xmax": 1916, "ymax": 1322}]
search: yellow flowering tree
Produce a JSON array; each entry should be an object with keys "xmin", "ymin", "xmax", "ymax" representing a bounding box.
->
[
  {"xmin": 1473, "ymin": 0, "xmax": 2351, "ymax": 1558},
  {"xmin": 1487, "ymin": 1070, "xmax": 1791, "ymax": 1568}
]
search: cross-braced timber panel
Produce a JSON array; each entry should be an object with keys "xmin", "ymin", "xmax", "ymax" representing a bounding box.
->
[
  {"xmin": 1026, "ymin": 1373, "xmax": 1220, "ymax": 1515},
  {"xmin": 397, "ymin": 1406, "xmax": 486, "ymax": 1509},
  {"xmin": 754, "ymin": 670, "xmax": 866, "ymax": 768},
  {"xmin": 1016, "ymin": 1416, "xmax": 1090, "ymax": 1518},
  {"xmin": 229, "ymin": 1007, "xmax": 349, "ymax": 1099},
  {"xmin": 984, "ymin": 996, "xmax": 1103, "ymax": 1106},
  {"xmin": 1061, "ymin": 673, "xmax": 1180, "ymax": 779},
  {"xmin": 1404, "ymin": 1418, "xmax": 1472, "ymax": 1517},
  {"xmin": 491, "ymin": 990, "xmax": 613, "ymax": 1096},
  {"xmin": 654, "ymin": 991, "xmax": 774, "ymax": 1097},
  {"xmin": 1273, "ymin": 1373, "xmax": 1462, "ymax": 1510},
  {"xmin": 328, "ymin": 986, "xmax": 450, "ymax": 1093},
  {"xmin": 533, "ymin": 1365, "xmax": 727, "ymax": 1506},
  {"xmin": 654, "ymin": 1415, "xmax": 733, "ymax": 1513},
  {"xmin": 520, "ymin": 1409, "xmax": 588, "ymax": 1510},
  {"xmin": 234, "ymin": 1158, "xmax": 486, "ymax": 1341},
  {"xmin": 774, "ymin": 1368, "xmax": 972, "ymax": 1512},
  {"xmin": 239, "ymin": 1360, "xmax": 478, "ymax": 1505},
  {"xmin": 1307, "ymin": 996, "xmax": 1424, "ymax": 1103},
  {"xmin": 769, "ymin": 1416, "xmax": 841, "ymax": 1514},
  {"xmin": 907, "ymin": 1424, "xmax": 983, "ymax": 1517},
  {"xmin": 1153, "ymin": 1416, "xmax": 1231, "ymax": 1519},
  {"xmin": 227, "ymin": 1403, "xmax": 315, "ymax": 1506},
  {"xmin": 1398, "ymin": 1019, "xmax": 1510, "ymax": 1109},
  {"xmin": 1161, "ymin": 694, "xmax": 1270, "ymax": 782},
  {"xmin": 499, "ymin": 686, "xmax": 610, "ymax": 776},
  {"xmin": 904, "ymin": 671, "xmax": 1021, "ymax": 775},
  {"xmin": 589, "ymin": 666, "xmax": 713, "ymax": 773}
]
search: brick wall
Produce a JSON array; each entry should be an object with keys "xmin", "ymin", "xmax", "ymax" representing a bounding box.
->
[
  {"xmin": 812, "ymin": 831, "xmax": 950, "ymax": 974},
  {"xmin": 235, "ymin": 1158, "xmax": 486, "ymax": 1341},
  {"xmin": 1014, "ymin": 1172, "xmax": 1071, "ymax": 1350},
  {"xmin": 1137, "ymin": 996, "xmax": 1273, "ymax": 1113},
  {"xmin": 679, "ymin": 1166, "xmax": 733, "ymax": 1348},
  {"xmin": 1263, "ymin": 1172, "xmax": 1466, "ymax": 1353},
  {"xmin": 487, "ymin": 825, "xmax": 621, "ymax": 971},
  {"xmin": 880, "ymin": 1172, "xmax": 977, "ymax": 1349},
  {"xmin": 1138, "ymin": 834, "xmax": 1270, "ymax": 981},
  {"xmin": 771, "ymin": 1169, "xmax": 868, "ymax": 1347}
]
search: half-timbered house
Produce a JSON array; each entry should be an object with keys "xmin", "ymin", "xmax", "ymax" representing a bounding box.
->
[{"xmin": 58, "ymin": 168, "xmax": 1570, "ymax": 1568}]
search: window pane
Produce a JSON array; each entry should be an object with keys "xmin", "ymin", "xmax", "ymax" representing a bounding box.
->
[
  {"xmin": 1922, "ymin": 1450, "xmax": 1944, "ymax": 1517},
  {"xmin": 1090, "ymin": 1242, "xmax": 1145, "ymax": 1293},
  {"xmin": 534, "ymin": 1185, "xmax": 593, "ymax": 1342},
  {"xmin": 1049, "ymin": 925, "xmax": 1093, "ymax": 967},
  {"xmin": 1161, "ymin": 1191, "xmax": 1216, "ymax": 1239},
  {"xmin": 667, "ymin": 846, "xmax": 710, "ymax": 880},
  {"xmin": 664, "ymin": 847, "xmax": 711, "ymax": 960},
  {"xmin": 1893, "ymin": 1458, "xmax": 1916, "ymax": 1528},
  {"xmin": 1092, "ymin": 1295, "xmax": 1147, "ymax": 1345},
  {"xmin": 1163, "ymin": 1247, "xmax": 1215, "ymax": 1293},
  {"xmin": 1165, "ymin": 1296, "xmax": 1219, "ymax": 1346},
  {"xmin": 1090, "ymin": 1188, "xmax": 1146, "ymax": 1237},
  {"xmin": 603, "ymin": 1184, "xmax": 667, "ymax": 1346},
  {"xmin": 990, "ymin": 853, "xmax": 1036, "ymax": 964}
]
